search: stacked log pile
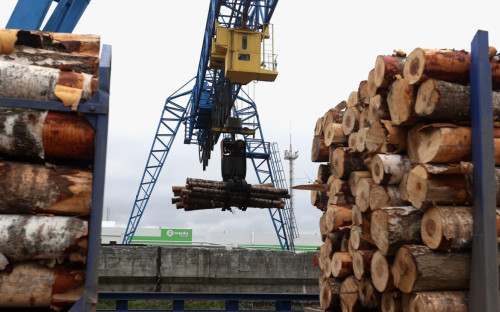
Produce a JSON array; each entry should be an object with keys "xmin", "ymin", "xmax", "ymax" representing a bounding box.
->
[
  {"xmin": 0, "ymin": 29, "xmax": 100, "ymax": 309},
  {"xmin": 172, "ymin": 178, "xmax": 289, "ymax": 211},
  {"xmin": 310, "ymin": 47, "xmax": 500, "ymax": 312}
]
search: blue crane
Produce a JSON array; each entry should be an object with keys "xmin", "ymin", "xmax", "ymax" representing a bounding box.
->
[{"xmin": 122, "ymin": 0, "xmax": 299, "ymax": 250}]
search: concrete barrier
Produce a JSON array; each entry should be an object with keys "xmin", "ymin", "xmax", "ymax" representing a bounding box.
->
[{"xmin": 99, "ymin": 246, "xmax": 319, "ymax": 293}]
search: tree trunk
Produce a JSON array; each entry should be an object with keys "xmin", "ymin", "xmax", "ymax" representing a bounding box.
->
[
  {"xmin": 381, "ymin": 291, "xmax": 403, "ymax": 312},
  {"xmin": 0, "ymin": 161, "xmax": 92, "ymax": 215},
  {"xmin": 325, "ymin": 123, "xmax": 347, "ymax": 146},
  {"xmin": 365, "ymin": 120, "xmax": 407, "ymax": 154},
  {"xmin": 349, "ymin": 171, "xmax": 372, "ymax": 198},
  {"xmin": 355, "ymin": 127, "xmax": 368, "ymax": 153},
  {"xmin": 320, "ymin": 278, "xmax": 342, "ymax": 312},
  {"xmin": 369, "ymin": 185, "xmax": 404, "ymax": 211},
  {"xmin": 368, "ymin": 94, "xmax": 390, "ymax": 124},
  {"xmin": 391, "ymin": 245, "xmax": 479, "ymax": 293},
  {"xmin": 358, "ymin": 276, "xmax": 381, "ymax": 309},
  {"xmin": 387, "ymin": 79, "xmax": 418, "ymax": 126},
  {"xmin": 312, "ymin": 136, "xmax": 330, "ymax": 162},
  {"xmin": 340, "ymin": 276, "xmax": 362, "ymax": 312},
  {"xmin": 374, "ymin": 55, "xmax": 405, "ymax": 88},
  {"xmin": 353, "ymin": 249, "xmax": 374, "ymax": 280},
  {"xmin": 416, "ymin": 78, "xmax": 500, "ymax": 121},
  {"xmin": 330, "ymin": 147, "xmax": 365, "ymax": 179},
  {"xmin": 326, "ymin": 205, "xmax": 352, "ymax": 233},
  {"xmin": 371, "ymin": 154, "xmax": 412, "ymax": 185},
  {"xmin": 0, "ymin": 262, "xmax": 85, "ymax": 308},
  {"xmin": 355, "ymin": 178, "xmax": 376, "ymax": 212},
  {"xmin": 415, "ymin": 124, "xmax": 500, "ymax": 165},
  {"xmin": 342, "ymin": 107, "xmax": 361, "ymax": 135},
  {"xmin": 371, "ymin": 206, "xmax": 423, "ymax": 256},
  {"xmin": 318, "ymin": 164, "xmax": 332, "ymax": 184},
  {"xmin": 371, "ymin": 250, "xmax": 396, "ymax": 292},
  {"xmin": 315, "ymin": 117, "xmax": 324, "ymax": 136},
  {"xmin": 421, "ymin": 206, "xmax": 500, "ymax": 250},
  {"xmin": 409, "ymin": 291, "xmax": 468, "ymax": 312},
  {"xmin": 406, "ymin": 164, "xmax": 472, "ymax": 209},
  {"xmin": 332, "ymin": 252, "xmax": 353, "ymax": 278},
  {"xmin": 348, "ymin": 91, "xmax": 359, "ymax": 107},
  {"xmin": 0, "ymin": 215, "xmax": 87, "ymax": 261}
]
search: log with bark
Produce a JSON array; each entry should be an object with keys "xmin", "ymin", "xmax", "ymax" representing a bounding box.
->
[
  {"xmin": 415, "ymin": 78, "xmax": 500, "ymax": 121},
  {"xmin": 408, "ymin": 291, "xmax": 468, "ymax": 312},
  {"xmin": 349, "ymin": 225, "xmax": 375, "ymax": 253},
  {"xmin": 0, "ymin": 215, "xmax": 87, "ymax": 261},
  {"xmin": 381, "ymin": 291, "xmax": 403, "ymax": 312},
  {"xmin": 371, "ymin": 206, "xmax": 423, "ymax": 256},
  {"xmin": 365, "ymin": 120, "xmax": 407, "ymax": 154},
  {"xmin": 391, "ymin": 245, "xmax": 496, "ymax": 293},
  {"xmin": 371, "ymin": 154, "xmax": 412, "ymax": 185},
  {"xmin": 329, "ymin": 179, "xmax": 354, "ymax": 205},
  {"xmin": 371, "ymin": 250, "xmax": 396, "ymax": 292},
  {"xmin": 326, "ymin": 205, "xmax": 352, "ymax": 233},
  {"xmin": 358, "ymin": 276, "xmax": 380, "ymax": 309},
  {"xmin": 421, "ymin": 206, "xmax": 500, "ymax": 250},
  {"xmin": 318, "ymin": 164, "xmax": 331, "ymax": 184},
  {"xmin": 387, "ymin": 79, "xmax": 417, "ymax": 126},
  {"xmin": 340, "ymin": 276, "xmax": 362, "ymax": 312},
  {"xmin": 403, "ymin": 48, "xmax": 500, "ymax": 88},
  {"xmin": 369, "ymin": 185, "xmax": 404, "ymax": 211},
  {"xmin": 332, "ymin": 252, "xmax": 353, "ymax": 278},
  {"xmin": 406, "ymin": 123, "xmax": 427, "ymax": 163},
  {"xmin": 320, "ymin": 278, "xmax": 342, "ymax": 312},
  {"xmin": 349, "ymin": 171, "xmax": 372, "ymax": 197},
  {"xmin": 374, "ymin": 55, "xmax": 406, "ymax": 88},
  {"xmin": 323, "ymin": 107, "xmax": 344, "ymax": 129},
  {"xmin": 0, "ymin": 161, "xmax": 92, "ymax": 215},
  {"xmin": 0, "ymin": 262, "xmax": 85, "ymax": 308},
  {"xmin": 413, "ymin": 124, "xmax": 500, "ymax": 164},
  {"xmin": 398, "ymin": 172, "xmax": 410, "ymax": 202},
  {"xmin": 330, "ymin": 147, "xmax": 365, "ymax": 179},
  {"xmin": 312, "ymin": 135, "xmax": 330, "ymax": 162},
  {"xmin": 324, "ymin": 123, "xmax": 347, "ymax": 146},
  {"xmin": 312, "ymin": 191, "xmax": 329, "ymax": 211},
  {"xmin": 368, "ymin": 94, "xmax": 390, "ymax": 124}
]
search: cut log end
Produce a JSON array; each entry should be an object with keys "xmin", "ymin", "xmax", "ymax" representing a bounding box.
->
[
  {"xmin": 391, "ymin": 246, "xmax": 417, "ymax": 294},
  {"xmin": 406, "ymin": 165, "xmax": 429, "ymax": 209},
  {"xmin": 371, "ymin": 209, "xmax": 389, "ymax": 255},
  {"xmin": 371, "ymin": 250, "xmax": 393, "ymax": 292},
  {"xmin": 342, "ymin": 107, "xmax": 360, "ymax": 136},
  {"xmin": 381, "ymin": 292, "xmax": 402, "ymax": 312},
  {"xmin": 415, "ymin": 79, "xmax": 438, "ymax": 116},
  {"xmin": 388, "ymin": 79, "xmax": 416, "ymax": 126},
  {"xmin": 404, "ymin": 48, "xmax": 425, "ymax": 85},
  {"xmin": 420, "ymin": 206, "xmax": 444, "ymax": 250},
  {"xmin": 331, "ymin": 252, "xmax": 353, "ymax": 278},
  {"xmin": 374, "ymin": 55, "xmax": 387, "ymax": 88}
]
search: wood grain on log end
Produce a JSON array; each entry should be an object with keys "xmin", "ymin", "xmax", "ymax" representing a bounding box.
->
[
  {"xmin": 381, "ymin": 291, "xmax": 403, "ymax": 312},
  {"xmin": 387, "ymin": 79, "xmax": 416, "ymax": 126},
  {"xmin": 371, "ymin": 250, "xmax": 394, "ymax": 292},
  {"xmin": 332, "ymin": 252, "xmax": 353, "ymax": 278},
  {"xmin": 403, "ymin": 48, "xmax": 426, "ymax": 85},
  {"xmin": 409, "ymin": 291, "xmax": 468, "ymax": 312},
  {"xmin": 342, "ymin": 107, "xmax": 360, "ymax": 136}
]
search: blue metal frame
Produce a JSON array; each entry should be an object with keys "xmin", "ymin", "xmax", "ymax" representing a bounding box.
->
[
  {"xmin": 97, "ymin": 292, "xmax": 319, "ymax": 312},
  {"xmin": 7, "ymin": 0, "xmax": 91, "ymax": 33},
  {"xmin": 468, "ymin": 30, "xmax": 499, "ymax": 312},
  {"xmin": 0, "ymin": 45, "xmax": 111, "ymax": 312}
]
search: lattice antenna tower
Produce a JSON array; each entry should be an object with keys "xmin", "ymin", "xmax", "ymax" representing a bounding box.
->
[{"xmin": 284, "ymin": 126, "xmax": 299, "ymax": 225}]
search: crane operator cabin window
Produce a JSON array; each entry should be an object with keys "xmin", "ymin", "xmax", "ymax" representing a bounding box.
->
[{"xmin": 238, "ymin": 35, "xmax": 250, "ymax": 61}]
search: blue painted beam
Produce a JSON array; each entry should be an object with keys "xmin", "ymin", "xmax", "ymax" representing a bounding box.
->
[
  {"xmin": 6, "ymin": 0, "xmax": 52, "ymax": 30},
  {"xmin": 468, "ymin": 30, "xmax": 499, "ymax": 312}
]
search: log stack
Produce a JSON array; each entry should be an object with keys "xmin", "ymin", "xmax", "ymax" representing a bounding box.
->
[
  {"xmin": 309, "ymin": 47, "xmax": 500, "ymax": 312},
  {"xmin": 0, "ymin": 29, "xmax": 100, "ymax": 309}
]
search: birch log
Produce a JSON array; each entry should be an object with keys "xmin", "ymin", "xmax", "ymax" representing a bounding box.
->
[
  {"xmin": 371, "ymin": 154, "xmax": 411, "ymax": 185},
  {"xmin": 0, "ymin": 161, "xmax": 92, "ymax": 215},
  {"xmin": 0, "ymin": 215, "xmax": 87, "ymax": 261},
  {"xmin": 369, "ymin": 185, "xmax": 404, "ymax": 210},
  {"xmin": 371, "ymin": 206, "xmax": 423, "ymax": 256}
]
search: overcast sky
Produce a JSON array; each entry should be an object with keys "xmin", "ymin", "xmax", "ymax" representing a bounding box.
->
[{"xmin": 1, "ymin": 1, "xmax": 499, "ymax": 242}]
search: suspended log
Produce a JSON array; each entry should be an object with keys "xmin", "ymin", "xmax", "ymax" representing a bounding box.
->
[
  {"xmin": 421, "ymin": 206, "xmax": 500, "ymax": 250},
  {"xmin": 315, "ymin": 117, "xmax": 324, "ymax": 136},
  {"xmin": 0, "ymin": 61, "xmax": 97, "ymax": 107},
  {"xmin": 324, "ymin": 123, "xmax": 347, "ymax": 146},
  {"xmin": 318, "ymin": 164, "xmax": 332, "ymax": 184},
  {"xmin": 391, "ymin": 245, "xmax": 484, "ymax": 293},
  {"xmin": 355, "ymin": 127, "xmax": 368, "ymax": 153},
  {"xmin": 348, "ymin": 132, "xmax": 357, "ymax": 152},
  {"xmin": 414, "ymin": 124, "xmax": 500, "ymax": 164},
  {"xmin": 371, "ymin": 206, "xmax": 423, "ymax": 256},
  {"xmin": 415, "ymin": 78, "xmax": 500, "ymax": 121},
  {"xmin": 358, "ymin": 276, "xmax": 380, "ymax": 309},
  {"xmin": 403, "ymin": 48, "xmax": 500, "ymax": 88},
  {"xmin": 0, "ymin": 215, "xmax": 87, "ymax": 261},
  {"xmin": 293, "ymin": 183, "xmax": 329, "ymax": 192},
  {"xmin": 312, "ymin": 136, "xmax": 330, "ymax": 162},
  {"xmin": 348, "ymin": 91, "xmax": 359, "ymax": 107},
  {"xmin": 365, "ymin": 120, "xmax": 407, "ymax": 154},
  {"xmin": 409, "ymin": 291, "xmax": 468, "ymax": 312},
  {"xmin": 355, "ymin": 178, "xmax": 376, "ymax": 212},
  {"xmin": 326, "ymin": 205, "xmax": 352, "ymax": 233},
  {"xmin": 371, "ymin": 154, "xmax": 412, "ymax": 185},
  {"xmin": 369, "ymin": 185, "xmax": 404, "ymax": 211},
  {"xmin": 320, "ymin": 278, "xmax": 341, "ymax": 312},
  {"xmin": 332, "ymin": 252, "xmax": 353, "ymax": 278},
  {"xmin": 353, "ymin": 250, "xmax": 374, "ymax": 280},
  {"xmin": 0, "ymin": 161, "xmax": 92, "ymax": 215},
  {"xmin": 340, "ymin": 276, "xmax": 362, "ymax": 312},
  {"xmin": 387, "ymin": 79, "xmax": 418, "ymax": 126},
  {"xmin": 371, "ymin": 250, "xmax": 396, "ymax": 292},
  {"xmin": 0, "ymin": 262, "xmax": 85, "ymax": 308},
  {"xmin": 374, "ymin": 55, "xmax": 406, "ymax": 87},
  {"xmin": 381, "ymin": 291, "xmax": 403, "ymax": 312},
  {"xmin": 330, "ymin": 147, "xmax": 365, "ymax": 179},
  {"xmin": 368, "ymin": 94, "xmax": 390, "ymax": 124},
  {"xmin": 349, "ymin": 171, "xmax": 372, "ymax": 197},
  {"xmin": 342, "ymin": 107, "xmax": 361, "ymax": 135}
]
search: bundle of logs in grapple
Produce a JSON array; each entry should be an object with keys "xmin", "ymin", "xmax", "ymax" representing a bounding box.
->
[
  {"xmin": 307, "ymin": 47, "xmax": 500, "ymax": 312},
  {"xmin": 172, "ymin": 178, "xmax": 289, "ymax": 211},
  {"xmin": 0, "ymin": 29, "xmax": 100, "ymax": 309}
]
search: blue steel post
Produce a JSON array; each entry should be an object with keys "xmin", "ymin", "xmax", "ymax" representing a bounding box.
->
[
  {"xmin": 469, "ymin": 30, "xmax": 499, "ymax": 312},
  {"xmin": 6, "ymin": 0, "xmax": 52, "ymax": 30}
]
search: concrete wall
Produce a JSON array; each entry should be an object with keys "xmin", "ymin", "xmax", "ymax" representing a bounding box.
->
[{"xmin": 99, "ymin": 246, "xmax": 320, "ymax": 293}]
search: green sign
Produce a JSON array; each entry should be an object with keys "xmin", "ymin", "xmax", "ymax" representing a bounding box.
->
[{"xmin": 131, "ymin": 228, "xmax": 192, "ymax": 243}]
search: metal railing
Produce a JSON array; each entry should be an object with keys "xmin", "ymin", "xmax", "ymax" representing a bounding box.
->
[{"xmin": 261, "ymin": 23, "xmax": 277, "ymax": 72}]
